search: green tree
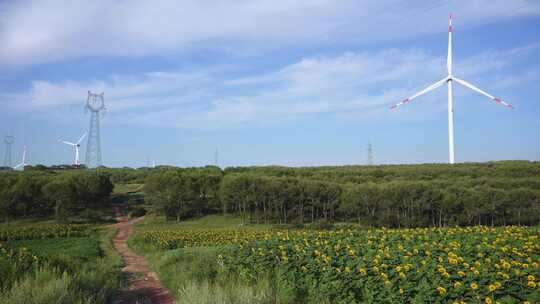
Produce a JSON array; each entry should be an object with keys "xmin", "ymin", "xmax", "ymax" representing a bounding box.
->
[{"xmin": 43, "ymin": 178, "xmax": 75, "ymax": 222}]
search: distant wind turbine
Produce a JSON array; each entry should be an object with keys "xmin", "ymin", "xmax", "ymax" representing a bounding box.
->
[
  {"xmin": 390, "ymin": 14, "xmax": 514, "ymax": 164},
  {"xmin": 59, "ymin": 132, "xmax": 87, "ymax": 165},
  {"xmin": 14, "ymin": 146, "xmax": 28, "ymax": 170}
]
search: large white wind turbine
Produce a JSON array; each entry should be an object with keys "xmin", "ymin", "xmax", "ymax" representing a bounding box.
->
[
  {"xmin": 14, "ymin": 146, "xmax": 28, "ymax": 170},
  {"xmin": 59, "ymin": 133, "xmax": 87, "ymax": 165},
  {"xmin": 390, "ymin": 14, "xmax": 514, "ymax": 164}
]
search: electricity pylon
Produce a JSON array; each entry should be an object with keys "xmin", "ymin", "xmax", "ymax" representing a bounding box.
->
[
  {"xmin": 367, "ymin": 142, "xmax": 373, "ymax": 165},
  {"xmin": 85, "ymin": 91, "xmax": 105, "ymax": 168},
  {"xmin": 3, "ymin": 136, "xmax": 14, "ymax": 167}
]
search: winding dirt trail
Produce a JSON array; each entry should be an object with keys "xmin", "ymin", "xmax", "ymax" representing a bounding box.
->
[{"xmin": 113, "ymin": 206, "xmax": 176, "ymax": 304}]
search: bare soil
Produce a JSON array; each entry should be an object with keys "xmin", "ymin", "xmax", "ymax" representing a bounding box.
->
[{"xmin": 113, "ymin": 206, "xmax": 176, "ymax": 304}]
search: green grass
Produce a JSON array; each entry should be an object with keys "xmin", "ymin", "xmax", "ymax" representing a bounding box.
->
[
  {"xmin": 135, "ymin": 213, "xmax": 271, "ymax": 231},
  {"xmin": 6, "ymin": 235, "xmax": 100, "ymax": 265},
  {"xmin": 130, "ymin": 242, "xmax": 276, "ymax": 304},
  {"xmin": 0, "ymin": 226, "xmax": 123, "ymax": 304},
  {"xmin": 129, "ymin": 214, "xmax": 349, "ymax": 303},
  {"xmin": 0, "ymin": 217, "xmax": 57, "ymax": 228},
  {"xmin": 113, "ymin": 183, "xmax": 143, "ymax": 194},
  {"xmin": 128, "ymin": 214, "xmax": 280, "ymax": 303}
]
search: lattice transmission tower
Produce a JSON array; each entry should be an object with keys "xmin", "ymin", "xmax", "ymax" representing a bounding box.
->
[
  {"xmin": 367, "ymin": 142, "xmax": 373, "ymax": 165},
  {"xmin": 3, "ymin": 136, "xmax": 14, "ymax": 167},
  {"xmin": 85, "ymin": 91, "xmax": 106, "ymax": 168}
]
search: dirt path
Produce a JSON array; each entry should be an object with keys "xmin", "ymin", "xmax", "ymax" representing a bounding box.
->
[{"xmin": 113, "ymin": 206, "xmax": 176, "ymax": 304}]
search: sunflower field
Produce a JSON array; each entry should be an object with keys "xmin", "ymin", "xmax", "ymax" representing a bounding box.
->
[
  {"xmin": 0, "ymin": 242, "xmax": 40, "ymax": 287},
  {"xmin": 0, "ymin": 223, "xmax": 95, "ymax": 241},
  {"xmin": 216, "ymin": 226, "xmax": 540, "ymax": 304},
  {"xmin": 140, "ymin": 228, "xmax": 276, "ymax": 249}
]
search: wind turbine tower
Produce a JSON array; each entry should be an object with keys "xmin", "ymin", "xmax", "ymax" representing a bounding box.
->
[
  {"xmin": 59, "ymin": 132, "xmax": 87, "ymax": 166},
  {"xmin": 3, "ymin": 136, "xmax": 14, "ymax": 167},
  {"xmin": 85, "ymin": 91, "xmax": 106, "ymax": 168},
  {"xmin": 390, "ymin": 14, "xmax": 513, "ymax": 164},
  {"xmin": 14, "ymin": 146, "xmax": 28, "ymax": 170}
]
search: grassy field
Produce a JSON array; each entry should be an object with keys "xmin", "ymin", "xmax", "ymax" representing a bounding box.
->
[
  {"xmin": 135, "ymin": 213, "xmax": 270, "ymax": 230},
  {"xmin": 129, "ymin": 214, "xmax": 278, "ymax": 304},
  {"xmin": 0, "ymin": 220, "xmax": 123, "ymax": 304},
  {"xmin": 129, "ymin": 215, "xmax": 540, "ymax": 304},
  {"xmin": 113, "ymin": 183, "xmax": 144, "ymax": 194}
]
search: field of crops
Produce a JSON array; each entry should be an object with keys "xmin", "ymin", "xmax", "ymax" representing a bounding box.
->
[
  {"xmin": 141, "ymin": 226, "xmax": 540, "ymax": 303},
  {"xmin": 140, "ymin": 228, "xmax": 275, "ymax": 249},
  {"xmin": 0, "ymin": 221, "xmax": 123, "ymax": 303},
  {"xmin": 0, "ymin": 242, "xmax": 39, "ymax": 288},
  {"xmin": 0, "ymin": 223, "xmax": 98, "ymax": 289},
  {"xmin": 0, "ymin": 223, "xmax": 95, "ymax": 241}
]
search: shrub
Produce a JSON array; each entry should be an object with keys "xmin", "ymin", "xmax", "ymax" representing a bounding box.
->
[
  {"xmin": 80, "ymin": 209, "xmax": 104, "ymax": 223},
  {"xmin": 129, "ymin": 207, "xmax": 147, "ymax": 218}
]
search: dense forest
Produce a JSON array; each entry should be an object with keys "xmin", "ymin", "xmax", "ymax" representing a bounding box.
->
[
  {"xmin": 0, "ymin": 170, "xmax": 113, "ymax": 222},
  {"xmin": 1, "ymin": 161, "xmax": 540, "ymax": 227}
]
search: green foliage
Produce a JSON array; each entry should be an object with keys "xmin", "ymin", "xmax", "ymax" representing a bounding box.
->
[
  {"xmin": 0, "ymin": 226, "xmax": 122, "ymax": 303},
  {"xmin": 0, "ymin": 223, "xmax": 95, "ymax": 241},
  {"xmin": 80, "ymin": 209, "xmax": 106, "ymax": 223},
  {"xmin": 130, "ymin": 240, "xmax": 276, "ymax": 304},
  {"xmin": 220, "ymin": 226, "xmax": 540, "ymax": 303},
  {"xmin": 0, "ymin": 244, "xmax": 39, "ymax": 289},
  {"xmin": 215, "ymin": 162, "xmax": 540, "ymax": 227},
  {"xmin": 145, "ymin": 167, "xmax": 223, "ymax": 221},
  {"xmin": 2, "ymin": 161, "xmax": 540, "ymax": 228},
  {"xmin": 139, "ymin": 229, "xmax": 277, "ymax": 250},
  {"xmin": 128, "ymin": 206, "xmax": 147, "ymax": 218},
  {"xmin": 0, "ymin": 170, "xmax": 113, "ymax": 222}
]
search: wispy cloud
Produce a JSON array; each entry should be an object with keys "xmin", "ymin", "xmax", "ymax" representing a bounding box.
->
[
  {"xmin": 0, "ymin": 0, "xmax": 539, "ymax": 66},
  {"xmin": 3, "ymin": 43, "xmax": 536, "ymax": 129}
]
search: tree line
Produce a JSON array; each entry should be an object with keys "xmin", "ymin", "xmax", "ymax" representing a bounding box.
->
[
  {"xmin": 1, "ymin": 161, "xmax": 539, "ymax": 227},
  {"xmin": 143, "ymin": 161, "xmax": 540, "ymax": 227},
  {"xmin": 0, "ymin": 171, "xmax": 113, "ymax": 222}
]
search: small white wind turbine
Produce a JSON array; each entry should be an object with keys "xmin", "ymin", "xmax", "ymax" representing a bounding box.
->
[
  {"xmin": 59, "ymin": 132, "xmax": 87, "ymax": 165},
  {"xmin": 390, "ymin": 14, "xmax": 514, "ymax": 164},
  {"xmin": 14, "ymin": 146, "xmax": 28, "ymax": 170}
]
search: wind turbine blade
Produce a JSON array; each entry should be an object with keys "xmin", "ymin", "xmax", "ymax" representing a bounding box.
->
[
  {"xmin": 76, "ymin": 132, "xmax": 87, "ymax": 145},
  {"xmin": 390, "ymin": 77, "xmax": 448, "ymax": 110},
  {"xmin": 447, "ymin": 13, "xmax": 453, "ymax": 76},
  {"xmin": 60, "ymin": 141, "xmax": 76, "ymax": 146},
  {"xmin": 14, "ymin": 163, "xmax": 23, "ymax": 169},
  {"xmin": 453, "ymin": 77, "xmax": 514, "ymax": 109}
]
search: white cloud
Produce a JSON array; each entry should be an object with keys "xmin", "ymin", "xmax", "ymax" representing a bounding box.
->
[
  {"xmin": 2, "ymin": 42, "xmax": 537, "ymax": 129},
  {"xmin": 5, "ymin": 71, "xmax": 212, "ymax": 112},
  {"xmin": 0, "ymin": 0, "xmax": 539, "ymax": 65}
]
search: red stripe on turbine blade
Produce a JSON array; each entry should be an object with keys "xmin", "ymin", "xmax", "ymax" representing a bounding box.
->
[
  {"xmin": 402, "ymin": 98, "xmax": 410, "ymax": 103},
  {"xmin": 449, "ymin": 26, "xmax": 452, "ymax": 32},
  {"xmin": 502, "ymin": 101, "xmax": 514, "ymax": 109},
  {"xmin": 494, "ymin": 98, "xmax": 502, "ymax": 104},
  {"xmin": 390, "ymin": 105, "xmax": 397, "ymax": 110}
]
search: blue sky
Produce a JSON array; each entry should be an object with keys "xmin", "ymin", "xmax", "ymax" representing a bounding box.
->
[{"xmin": 1, "ymin": 0, "xmax": 539, "ymax": 168}]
